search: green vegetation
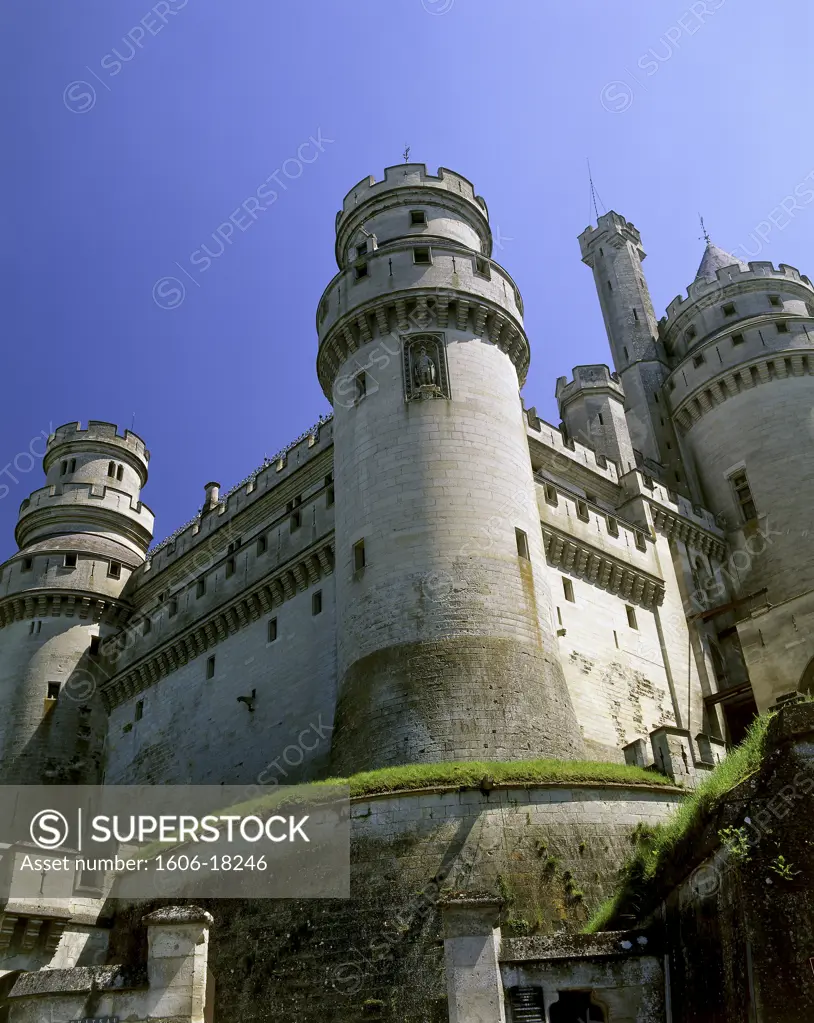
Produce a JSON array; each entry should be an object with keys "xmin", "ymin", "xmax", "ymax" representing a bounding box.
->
[
  {"xmin": 342, "ymin": 757, "xmax": 675, "ymax": 797},
  {"xmin": 768, "ymin": 854, "xmax": 800, "ymax": 881},
  {"xmin": 584, "ymin": 713, "xmax": 773, "ymax": 933}
]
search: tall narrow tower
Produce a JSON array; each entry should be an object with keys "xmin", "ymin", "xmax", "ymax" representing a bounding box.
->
[
  {"xmin": 0, "ymin": 422, "xmax": 153, "ymax": 783},
  {"xmin": 579, "ymin": 212, "xmax": 685, "ymax": 489},
  {"xmin": 317, "ymin": 165, "xmax": 583, "ymax": 774}
]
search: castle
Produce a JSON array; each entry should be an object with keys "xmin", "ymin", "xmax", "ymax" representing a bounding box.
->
[{"xmin": 1, "ymin": 165, "xmax": 813, "ymax": 1021}]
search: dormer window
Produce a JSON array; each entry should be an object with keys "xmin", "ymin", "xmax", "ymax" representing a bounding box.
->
[{"xmin": 409, "ymin": 210, "xmax": 426, "ymax": 225}]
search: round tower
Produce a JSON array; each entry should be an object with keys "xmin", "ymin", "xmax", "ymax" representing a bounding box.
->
[
  {"xmin": 318, "ymin": 164, "xmax": 583, "ymax": 774},
  {"xmin": 0, "ymin": 421, "xmax": 154, "ymax": 783},
  {"xmin": 662, "ymin": 249, "xmax": 814, "ymax": 704}
]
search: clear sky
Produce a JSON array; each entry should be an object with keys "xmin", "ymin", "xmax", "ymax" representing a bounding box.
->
[{"xmin": 2, "ymin": 0, "xmax": 812, "ymax": 557}]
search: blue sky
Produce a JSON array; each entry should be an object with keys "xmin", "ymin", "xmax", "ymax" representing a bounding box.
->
[{"xmin": 1, "ymin": 0, "xmax": 812, "ymax": 557}]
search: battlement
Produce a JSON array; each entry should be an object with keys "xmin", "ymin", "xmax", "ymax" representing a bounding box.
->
[
  {"xmin": 660, "ymin": 261, "xmax": 814, "ymax": 329},
  {"xmin": 555, "ymin": 365, "xmax": 625, "ymax": 409},
  {"xmin": 46, "ymin": 421, "xmax": 150, "ymax": 465},
  {"xmin": 336, "ymin": 164, "xmax": 488, "ymax": 230},
  {"xmin": 578, "ymin": 211, "xmax": 644, "ymax": 260}
]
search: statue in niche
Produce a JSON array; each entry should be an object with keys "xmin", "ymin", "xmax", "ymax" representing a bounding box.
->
[{"xmin": 413, "ymin": 345, "xmax": 437, "ymax": 388}]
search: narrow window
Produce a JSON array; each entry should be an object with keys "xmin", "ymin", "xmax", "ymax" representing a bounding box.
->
[
  {"xmin": 354, "ymin": 262, "xmax": 368, "ymax": 280},
  {"xmin": 64, "ymin": 553, "xmax": 77, "ymax": 569},
  {"xmin": 135, "ymin": 700, "xmax": 144, "ymax": 721},
  {"xmin": 47, "ymin": 682, "xmax": 60, "ymax": 700},
  {"xmin": 36, "ymin": 621, "xmax": 41, "ymax": 634},
  {"xmin": 730, "ymin": 468, "xmax": 757, "ymax": 522},
  {"xmin": 634, "ymin": 531, "xmax": 647, "ymax": 551},
  {"xmin": 168, "ymin": 598, "xmax": 178, "ymax": 618},
  {"xmin": 693, "ymin": 354, "xmax": 705, "ymax": 368},
  {"xmin": 196, "ymin": 579, "xmax": 206, "ymax": 598},
  {"xmin": 413, "ymin": 247, "xmax": 431, "ymax": 265},
  {"xmin": 69, "ymin": 458, "xmax": 76, "ymax": 473},
  {"xmin": 225, "ymin": 557, "xmax": 235, "ymax": 578},
  {"xmin": 206, "ymin": 655, "xmax": 215, "ymax": 679},
  {"xmin": 290, "ymin": 509, "xmax": 301, "ymax": 531},
  {"xmin": 410, "ymin": 209, "xmax": 426, "ymax": 225},
  {"xmin": 623, "ymin": 346, "xmax": 629, "ymax": 360},
  {"xmin": 257, "ymin": 535, "xmax": 267, "ymax": 555},
  {"xmin": 607, "ymin": 516, "xmax": 619, "ymax": 537},
  {"xmin": 515, "ymin": 527, "xmax": 530, "ymax": 560},
  {"xmin": 653, "ymin": 391, "xmax": 660, "ymax": 404},
  {"xmin": 268, "ymin": 617, "xmax": 278, "ymax": 643},
  {"xmin": 607, "ymin": 280, "xmax": 613, "ymax": 291},
  {"xmin": 312, "ymin": 591, "xmax": 323, "ymax": 615},
  {"xmin": 61, "ymin": 460, "xmax": 68, "ymax": 475},
  {"xmin": 556, "ymin": 607, "xmax": 562, "ymax": 626},
  {"xmin": 355, "ymin": 371, "xmax": 367, "ymax": 402},
  {"xmin": 474, "ymin": 256, "xmax": 491, "ymax": 279},
  {"xmin": 669, "ymin": 380, "xmax": 676, "ymax": 391},
  {"xmin": 544, "ymin": 483, "xmax": 558, "ymax": 506},
  {"xmin": 89, "ymin": 635, "xmax": 100, "ymax": 656},
  {"xmin": 632, "ymin": 307, "xmax": 638, "ymax": 321},
  {"xmin": 22, "ymin": 557, "xmax": 33, "ymax": 572},
  {"xmin": 776, "ymin": 321, "xmax": 789, "ymax": 334},
  {"xmin": 116, "ymin": 465, "xmax": 124, "ymax": 481},
  {"xmin": 108, "ymin": 560, "xmax": 122, "ymax": 579},
  {"xmin": 576, "ymin": 499, "xmax": 589, "ymax": 521},
  {"xmin": 143, "ymin": 617, "xmax": 151, "ymax": 635},
  {"xmin": 613, "ymin": 630, "xmax": 619, "ymax": 649},
  {"xmin": 355, "ymin": 243, "xmax": 367, "ymax": 258},
  {"xmin": 107, "ymin": 461, "xmax": 115, "ymax": 477},
  {"xmin": 768, "ymin": 295, "xmax": 782, "ymax": 308},
  {"xmin": 562, "ymin": 577, "xmax": 575, "ymax": 603},
  {"xmin": 597, "ymin": 412, "xmax": 604, "ymax": 425},
  {"xmin": 626, "ymin": 605, "xmax": 638, "ymax": 629},
  {"xmin": 353, "ymin": 538, "xmax": 366, "ymax": 572},
  {"xmin": 731, "ymin": 332, "xmax": 745, "ymax": 346},
  {"xmin": 326, "ymin": 483, "xmax": 335, "ymax": 507},
  {"xmin": 722, "ymin": 302, "xmax": 736, "ymax": 317}
]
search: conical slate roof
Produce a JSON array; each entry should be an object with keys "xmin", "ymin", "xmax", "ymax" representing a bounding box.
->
[{"xmin": 695, "ymin": 241, "xmax": 748, "ymax": 282}]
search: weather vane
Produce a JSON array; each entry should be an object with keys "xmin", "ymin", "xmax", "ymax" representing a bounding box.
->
[
  {"xmin": 403, "ymin": 144, "xmax": 411, "ymax": 163},
  {"xmin": 699, "ymin": 213, "xmax": 711, "ymax": 244}
]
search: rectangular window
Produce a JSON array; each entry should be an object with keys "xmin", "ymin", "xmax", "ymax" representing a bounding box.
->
[
  {"xmin": 353, "ymin": 538, "xmax": 366, "ymax": 572},
  {"xmin": 326, "ymin": 485, "xmax": 334, "ymax": 507},
  {"xmin": 634, "ymin": 531, "xmax": 647, "ymax": 551},
  {"xmin": 61, "ymin": 460, "xmax": 68, "ymax": 475},
  {"xmin": 722, "ymin": 302, "xmax": 736, "ymax": 317},
  {"xmin": 64, "ymin": 553, "xmax": 77, "ymax": 568},
  {"xmin": 474, "ymin": 256, "xmax": 491, "ymax": 279},
  {"xmin": 355, "ymin": 372, "xmax": 367, "ymax": 401},
  {"xmin": 47, "ymin": 682, "xmax": 60, "ymax": 700},
  {"xmin": 623, "ymin": 346, "xmax": 629, "ymax": 360},
  {"xmin": 268, "ymin": 617, "xmax": 278, "ymax": 643},
  {"xmin": 256, "ymin": 535, "xmax": 267, "ymax": 555},
  {"xmin": 290, "ymin": 510, "xmax": 301, "ymax": 531},
  {"xmin": 356, "ymin": 243, "xmax": 367, "ymax": 258},
  {"xmin": 22, "ymin": 557, "xmax": 33, "ymax": 572},
  {"xmin": 168, "ymin": 598, "xmax": 178, "ymax": 617},
  {"xmin": 69, "ymin": 458, "xmax": 76, "ymax": 473},
  {"xmin": 89, "ymin": 635, "xmax": 100, "ymax": 656},
  {"xmin": 730, "ymin": 468, "xmax": 757, "ymax": 522},
  {"xmin": 410, "ymin": 209, "xmax": 426, "ymax": 225},
  {"xmin": 544, "ymin": 483, "xmax": 558, "ymax": 506},
  {"xmin": 693, "ymin": 354, "xmax": 705, "ymax": 367},
  {"xmin": 515, "ymin": 527, "xmax": 530, "ymax": 560},
  {"xmin": 576, "ymin": 499, "xmax": 589, "ymax": 521},
  {"xmin": 225, "ymin": 557, "xmax": 235, "ymax": 578},
  {"xmin": 206, "ymin": 655, "xmax": 216, "ymax": 679},
  {"xmin": 626, "ymin": 605, "xmax": 638, "ymax": 629},
  {"xmin": 196, "ymin": 579, "xmax": 206, "ymax": 598},
  {"xmin": 606, "ymin": 516, "xmax": 619, "ymax": 537},
  {"xmin": 312, "ymin": 591, "xmax": 323, "ymax": 615},
  {"xmin": 562, "ymin": 577, "xmax": 575, "ymax": 602},
  {"xmin": 413, "ymin": 247, "xmax": 431, "ymax": 265},
  {"xmin": 776, "ymin": 321, "xmax": 789, "ymax": 333},
  {"xmin": 769, "ymin": 295, "xmax": 782, "ymax": 308},
  {"xmin": 135, "ymin": 700, "xmax": 144, "ymax": 721},
  {"xmin": 731, "ymin": 333, "xmax": 745, "ymax": 346},
  {"xmin": 143, "ymin": 617, "xmax": 151, "ymax": 635},
  {"xmin": 108, "ymin": 560, "xmax": 122, "ymax": 579},
  {"xmin": 354, "ymin": 262, "xmax": 368, "ymax": 280}
]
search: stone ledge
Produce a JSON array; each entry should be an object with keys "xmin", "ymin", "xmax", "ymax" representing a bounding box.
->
[
  {"xmin": 9, "ymin": 965, "xmax": 147, "ymax": 998},
  {"xmin": 501, "ymin": 929, "xmax": 660, "ymax": 962}
]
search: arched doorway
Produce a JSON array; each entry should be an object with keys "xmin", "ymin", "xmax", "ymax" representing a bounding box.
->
[{"xmin": 799, "ymin": 657, "xmax": 814, "ymax": 695}]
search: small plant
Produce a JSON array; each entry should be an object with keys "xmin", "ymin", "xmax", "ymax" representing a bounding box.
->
[
  {"xmin": 578, "ymin": 841, "xmax": 586, "ymax": 854},
  {"xmin": 718, "ymin": 825, "xmax": 751, "ymax": 862},
  {"xmin": 768, "ymin": 854, "xmax": 800, "ymax": 881},
  {"xmin": 544, "ymin": 855, "xmax": 560, "ymax": 873},
  {"xmin": 362, "ymin": 998, "xmax": 386, "ymax": 1016},
  {"xmin": 535, "ymin": 839, "xmax": 548, "ymax": 857},
  {"xmin": 497, "ymin": 873, "xmax": 514, "ymax": 905},
  {"xmin": 506, "ymin": 917, "xmax": 532, "ymax": 935}
]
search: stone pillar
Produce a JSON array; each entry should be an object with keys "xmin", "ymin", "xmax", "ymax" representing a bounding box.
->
[
  {"xmin": 623, "ymin": 737, "xmax": 652, "ymax": 770},
  {"xmin": 143, "ymin": 905, "xmax": 213, "ymax": 1023},
  {"xmin": 695, "ymin": 732, "xmax": 727, "ymax": 767},
  {"xmin": 441, "ymin": 897, "xmax": 505, "ymax": 1023},
  {"xmin": 650, "ymin": 726, "xmax": 697, "ymax": 786}
]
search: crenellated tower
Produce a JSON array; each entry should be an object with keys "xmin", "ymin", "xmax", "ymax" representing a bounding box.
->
[
  {"xmin": 0, "ymin": 421, "xmax": 153, "ymax": 783},
  {"xmin": 579, "ymin": 212, "xmax": 687, "ymax": 491},
  {"xmin": 317, "ymin": 164, "xmax": 584, "ymax": 774}
]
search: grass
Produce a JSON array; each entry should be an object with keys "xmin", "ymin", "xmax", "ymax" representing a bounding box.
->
[
  {"xmin": 341, "ymin": 758, "xmax": 676, "ymax": 797},
  {"xmin": 584, "ymin": 712, "xmax": 774, "ymax": 933}
]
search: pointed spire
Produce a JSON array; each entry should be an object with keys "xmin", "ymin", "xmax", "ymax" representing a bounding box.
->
[{"xmin": 695, "ymin": 240, "xmax": 748, "ymax": 282}]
